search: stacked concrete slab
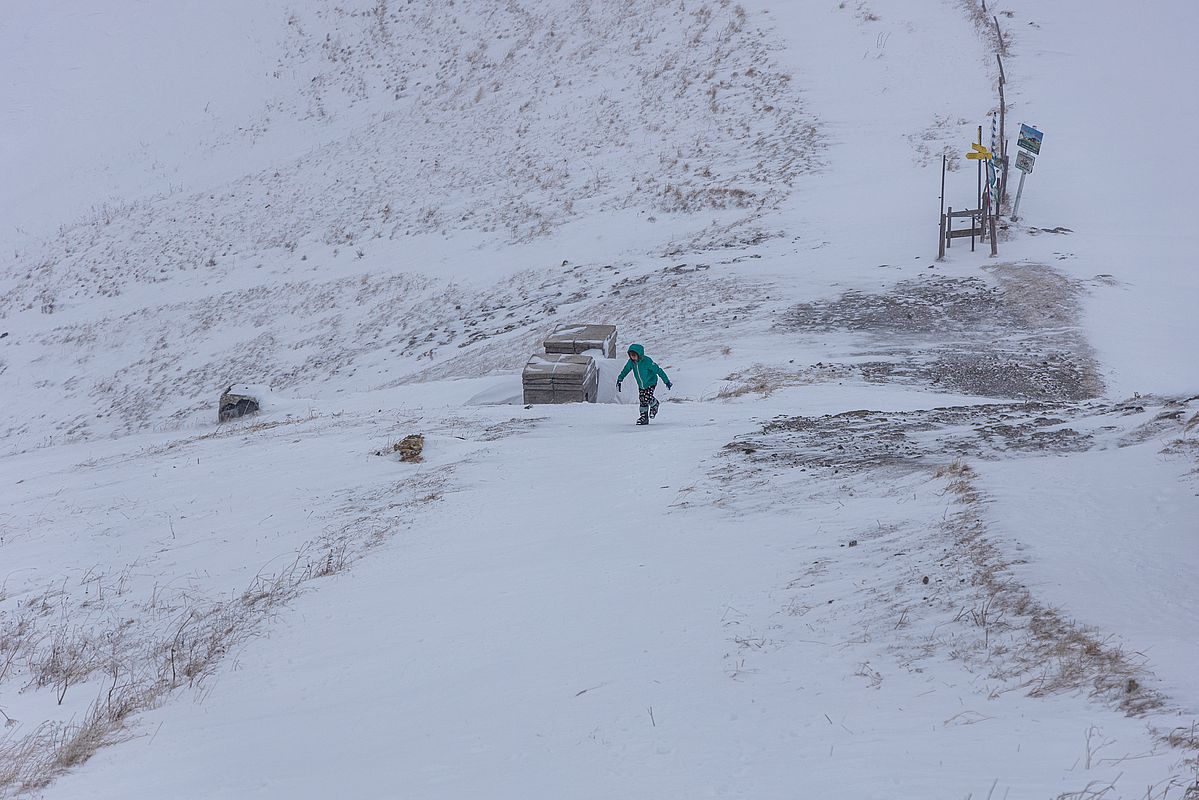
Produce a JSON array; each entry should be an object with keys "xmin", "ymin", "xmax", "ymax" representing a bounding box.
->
[
  {"xmin": 522, "ymin": 353, "xmax": 599, "ymax": 404},
  {"xmin": 543, "ymin": 324, "xmax": 618, "ymax": 359},
  {"xmin": 522, "ymin": 324, "xmax": 614, "ymax": 404}
]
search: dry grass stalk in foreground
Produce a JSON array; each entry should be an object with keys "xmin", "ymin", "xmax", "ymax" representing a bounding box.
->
[{"xmin": 935, "ymin": 462, "xmax": 1166, "ymax": 717}]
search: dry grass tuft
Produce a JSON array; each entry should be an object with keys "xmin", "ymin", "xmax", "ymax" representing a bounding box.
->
[
  {"xmin": 1184, "ymin": 411, "xmax": 1199, "ymax": 435},
  {"xmin": 715, "ymin": 362, "xmax": 854, "ymax": 399},
  {"xmin": 716, "ymin": 367, "xmax": 786, "ymax": 399},
  {"xmin": 935, "ymin": 465, "xmax": 1167, "ymax": 718},
  {"xmin": 932, "ymin": 459, "xmax": 972, "ymax": 479}
]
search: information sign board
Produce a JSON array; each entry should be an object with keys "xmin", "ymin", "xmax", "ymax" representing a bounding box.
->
[{"xmin": 1017, "ymin": 124, "xmax": 1043, "ymax": 155}]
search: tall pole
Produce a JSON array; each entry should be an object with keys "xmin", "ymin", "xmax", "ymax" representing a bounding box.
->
[
  {"xmin": 937, "ymin": 154, "xmax": 946, "ymax": 260},
  {"xmin": 977, "ymin": 125, "xmax": 985, "ymax": 245},
  {"xmin": 976, "ymin": 125, "xmax": 983, "ymax": 215},
  {"xmin": 996, "ymin": 54, "xmax": 1007, "ymax": 207}
]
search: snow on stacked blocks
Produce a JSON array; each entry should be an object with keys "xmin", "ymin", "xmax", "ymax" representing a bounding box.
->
[
  {"xmin": 541, "ymin": 324, "xmax": 617, "ymax": 359},
  {"xmin": 521, "ymin": 324, "xmax": 615, "ymax": 404}
]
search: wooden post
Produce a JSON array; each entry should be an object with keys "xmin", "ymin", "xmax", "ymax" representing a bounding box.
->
[
  {"xmin": 937, "ymin": 154, "xmax": 946, "ymax": 260},
  {"xmin": 989, "ymin": 207, "xmax": 998, "ymax": 257},
  {"xmin": 1002, "ymin": 138, "xmax": 1011, "ymax": 211},
  {"xmin": 996, "ymin": 54, "xmax": 1007, "ymax": 207},
  {"xmin": 976, "ymin": 126, "xmax": 983, "ymax": 217},
  {"xmin": 947, "ymin": 206, "xmax": 952, "ymax": 249}
]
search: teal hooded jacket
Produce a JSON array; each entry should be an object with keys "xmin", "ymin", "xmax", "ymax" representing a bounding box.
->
[{"xmin": 618, "ymin": 344, "xmax": 671, "ymax": 389}]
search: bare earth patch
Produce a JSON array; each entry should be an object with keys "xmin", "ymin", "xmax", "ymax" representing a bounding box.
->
[{"xmin": 777, "ymin": 263, "xmax": 1104, "ymax": 402}]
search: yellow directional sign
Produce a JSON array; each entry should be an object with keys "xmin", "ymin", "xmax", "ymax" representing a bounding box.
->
[{"xmin": 966, "ymin": 142, "xmax": 992, "ymax": 161}]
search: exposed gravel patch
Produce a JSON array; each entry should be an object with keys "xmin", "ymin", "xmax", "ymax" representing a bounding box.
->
[
  {"xmin": 723, "ymin": 401, "xmax": 1100, "ymax": 475},
  {"xmin": 779, "ymin": 263, "xmax": 1103, "ymax": 402}
]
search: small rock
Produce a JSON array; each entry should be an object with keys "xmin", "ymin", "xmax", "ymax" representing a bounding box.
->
[
  {"xmin": 921, "ymin": 575, "xmax": 929, "ymax": 585},
  {"xmin": 847, "ymin": 539, "xmax": 858, "ymax": 547}
]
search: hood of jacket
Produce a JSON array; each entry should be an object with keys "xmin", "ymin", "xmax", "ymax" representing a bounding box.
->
[{"xmin": 627, "ymin": 343, "xmax": 645, "ymax": 359}]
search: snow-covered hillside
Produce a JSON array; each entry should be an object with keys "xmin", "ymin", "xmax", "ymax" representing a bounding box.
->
[
  {"xmin": 1, "ymin": 0, "xmax": 820, "ymax": 455},
  {"xmin": 2, "ymin": 1, "xmax": 1197, "ymax": 798}
]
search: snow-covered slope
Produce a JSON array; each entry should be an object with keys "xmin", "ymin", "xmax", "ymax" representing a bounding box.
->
[
  {"xmin": 2, "ymin": 1, "xmax": 1196, "ymax": 798},
  {"xmin": 1, "ymin": 0, "xmax": 819, "ymax": 456}
]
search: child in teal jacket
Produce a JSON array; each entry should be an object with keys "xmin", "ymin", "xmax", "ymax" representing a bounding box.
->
[{"xmin": 617, "ymin": 343, "xmax": 672, "ymax": 425}]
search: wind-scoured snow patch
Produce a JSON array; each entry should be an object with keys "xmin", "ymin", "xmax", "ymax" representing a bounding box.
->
[
  {"xmin": 711, "ymin": 391, "xmax": 1199, "ymax": 720},
  {"xmin": 775, "ymin": 262, "xmax": 1104, "ymax": 402},
  {"xmin": 691, "ymin": 391, "xmax": 1199, "ymax": 796}
]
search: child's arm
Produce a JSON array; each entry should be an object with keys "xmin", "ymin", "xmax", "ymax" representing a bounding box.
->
[
  {"xmin": 617, "ymin": 360, "xmax": 634, "ymax": 382},
  {"xmin": 655, "ymin": 363, "xmax": 672, "ymax": 388}
]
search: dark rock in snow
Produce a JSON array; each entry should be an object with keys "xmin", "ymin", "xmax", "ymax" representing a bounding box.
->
[{"xmin": 218, "ymin": 386, "xmax": 261, "ymax": 422}]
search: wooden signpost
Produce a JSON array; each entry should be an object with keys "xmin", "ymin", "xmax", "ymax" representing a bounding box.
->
[
  {"xmin": 966, "ymin": 143, "xmax": 992, "ymax": 161},
  {"xmin": 935, "ymin": 5, "xmax": 1011, "ymax": 258},
  {"xmin": 939, "ymin": 140, "xmax": 996, "ymax": 260}
]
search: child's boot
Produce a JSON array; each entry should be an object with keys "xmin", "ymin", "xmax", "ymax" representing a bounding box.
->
[
  {"xmin": 637, "ymin": 410, "xmax": 649, "ymax": 425},
  {"xmin": 649, "ymin": 397, "xmax": 660, "ymax": 419}
]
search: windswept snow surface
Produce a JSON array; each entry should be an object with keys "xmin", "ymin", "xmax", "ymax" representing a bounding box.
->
[{"xmin": 2, "ymin": 1, "xmax": 1197, "ymax": 798}]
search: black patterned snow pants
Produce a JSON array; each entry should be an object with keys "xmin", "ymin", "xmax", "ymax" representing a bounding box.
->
[{"xmin": 638, "ymin": 386, "xmax": 659, "ymax": 419}]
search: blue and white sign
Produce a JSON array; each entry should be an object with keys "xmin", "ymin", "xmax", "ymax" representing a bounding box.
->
[{"xmin": 1017, "ymin": 124, "xmax": 1043, "ymax": 155}]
